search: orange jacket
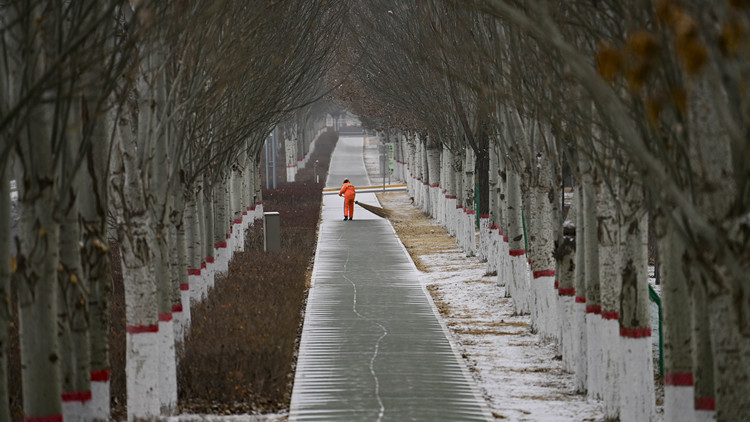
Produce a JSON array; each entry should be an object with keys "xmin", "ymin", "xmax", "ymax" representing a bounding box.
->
[{"xmin": 339, "ymin": 182, "xmax": 356, "ymax": 199}]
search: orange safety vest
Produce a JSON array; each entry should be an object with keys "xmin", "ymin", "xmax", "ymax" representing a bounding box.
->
[{"xmin": 339, "ymin": 182, "xmax": 356, "ymax": 198}]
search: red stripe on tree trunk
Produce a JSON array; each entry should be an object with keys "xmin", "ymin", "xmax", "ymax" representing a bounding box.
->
[
  {"xmin": 233, "ymin": 218, "xmax": 242, "ymax": 225},
  {"xmin": 602, "ymin": 311, "xmax": 619, "ymax": 320},
  {"xmin": 215, "ymin": 241, "xmax": 227, "ymax": 248},
  {"xmin": 248, "ymin": 206, "xmax": 255, "ymax": 211},
  {"xmin": 172, "ymin": 304, "xmax": 183, "ymax": 313},
  {"xmin": 158, "ymin": 313, "xmax": 173, "ymax": 322},
  {"xmin": 480, "ymin": 214, "xmax": 489, "ymax": 218},
  {"xmin": 243, "ymin": 211, "xmax": 248, "ymax": 215},
  {"xmin": 558, "ymin": 287, "xmax": 575, "ymax": 296},
  {"xmin": 91, "ymin": 369, "xmax": 110, "ymax": 381},
  {"xmin": 62, "ymin": 391, "xmax": 92, "ymax": 402},
  {"xmin": 429, "ymin": 183, "xmax": 439, "ymax": 187},
  {"xmin": 446, "ymin": 195, "xmax": 456, "ymax": 199},
  {"xmin": 256, "ymin": 201, "xmax": 263, "ymax": 205},
  {"xmin": 694, "ymin": 396, "xmax": 716, "ymax": 411},
  {"xmin": 575, "ymin": 296, "xmax": 586, "ymax": 303},
  {"xmin": 25, "ymin": 415, "xmax": 62, "ymax": 422},
  {"xmin": 466, "ymin": 209, "xmax": 475, "ymax": 215},
  {"xmin": 620, "ymin": 327, "xmax": 652, "ymax": 338},
  {"xmin": 665, "ymin": 372, "xmax": 694, "ymax": 386},
  {"xmin": 533, "ymin": 270, "xmax": 555, "ymax": 278},
  {"xmin": 456, "ymin": 205, "xmax": 463, "ymax": 209},
  {"xmin": 554, "ymin": 280, "xmax": 559, "ymax": 289},
  {"xmin": 188, "ymin": 269, "xmax": 201, "ymax": 276},
  {"xmin": 180, "ymin": 283, "xmax": 189, "ymax": 291},
  {"xmin": 586, "ymin": 305, "xmax": 601, "ymax": 314},
  {"xmin": 227, "ymin": 231, "xmax": 232, "ymax": 238},
  {"xmin": 126, "ymin": 324, "xmax": 159, "ymax": 334},
  {"xmin": 201, "ymin": 262, "xmax": 206, "ymax": 269},
  {"xmin": 206, "ymin": 256, "xmax": 214, "ymax": 263},
  {"xmin": 489, "ymin": 224, "xmax": 498, "ymax": 230},
  {"xmin": 503, "ymin": 236, "xmax": 509, "ymax": 242},
  {"xmin": 509, "ymin": 249, "xmax": 526, "ymax": 256}
]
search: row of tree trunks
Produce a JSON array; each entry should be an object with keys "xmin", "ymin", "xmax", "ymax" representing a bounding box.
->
[{"xmin": 393, "ymin": 120, "xmax": 657, "ymax": 421}]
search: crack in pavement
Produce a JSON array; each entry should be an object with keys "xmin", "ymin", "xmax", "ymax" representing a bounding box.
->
[{"xmin": 343, "ymin": 249, "xmax": 387, "ymax": 422}]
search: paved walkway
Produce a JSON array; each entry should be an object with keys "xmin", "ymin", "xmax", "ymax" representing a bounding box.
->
[{"xmin": 289, "ymin": 135, "xmax": 492, "ymax": 421}]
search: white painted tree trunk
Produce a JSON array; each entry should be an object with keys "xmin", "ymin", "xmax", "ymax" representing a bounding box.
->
[
  {"xmin": 285, "ymin": 124, "xmax": 298, "ymax": 182},
  {"xmin": 528, "ymin": 147, "xmax": 557, "ymax": 341},
  {"xmin": 506, "ymin": 169, "xmax": 529, "ymax": 315},
  {"xmin": 582, "ymin": 167, "xmax": 602, "ymax": 399},
  {"xmin": 79, "ymin": 103, "xmax": 113, "ymax": 422},
  {"xmin": 617, "ymin": 178, "xmax": 654, "ymax": 422},
  {"xmin": 557, "ymin": 192, "xmax": 576, "ymax": 373},
  {"xmin": 687, "ymin": 70, "xmax": 745, "ymax": 421},
  {"xmin": 597, "ymin": 173, "xmax": 620, "ymax": 418},
  {"xmin": 658, "ymin": 217, "xmax": 695, "ymax": 422},
  {"xmin": 443, "ymin": 146, "xmax": 457, "ymax": 237},
  {"xmin": 572, "ymin": 182, "xmax": 588, "ymax": 392},
  {"xmin": 462, "ymin": 146, "xmax": 476, "ymax": 257},
  {"xmin": 58, "ymin": 111, "xmax": 92, "ymax": 422},
  {"xmin": 203, "ymin": 180, "xmax": 216, "ymax": 294},
  {"xmin": 110, "ymin": 120, "xmax": 160, "ymax": 421},
  {"xmin": 427, "ymin": 137, "xmax": 441, "ymax": 219}
]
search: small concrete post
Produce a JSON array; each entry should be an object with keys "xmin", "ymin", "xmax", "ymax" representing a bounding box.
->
[{"xmin": 264, "ymin": 212, "xmax": 280, "ymax": 252}]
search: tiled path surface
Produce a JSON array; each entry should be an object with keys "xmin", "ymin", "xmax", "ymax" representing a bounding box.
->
[{"xmin": 289, "ymin": 135, "xmax": 492, "ymax": 421}]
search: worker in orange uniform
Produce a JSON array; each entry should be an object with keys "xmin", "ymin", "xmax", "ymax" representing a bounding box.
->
[{"xmin": 339, "ymin": 178, "xmax": 356, "ymax": 220}]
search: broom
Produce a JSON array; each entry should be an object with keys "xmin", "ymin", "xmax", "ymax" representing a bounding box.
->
[{"xmin": 355, "ymin": 200, "xmax": 391, "ymax": 218}]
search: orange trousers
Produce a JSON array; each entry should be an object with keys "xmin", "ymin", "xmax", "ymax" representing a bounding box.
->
[{"xmin": 344, "ymin": 196, "xmax": 355, "ymax": 218}]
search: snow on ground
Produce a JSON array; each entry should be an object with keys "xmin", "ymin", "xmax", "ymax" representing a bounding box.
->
[{"xmin": 378, "ymin": 191, "xmax": 605, "ymax": 421}]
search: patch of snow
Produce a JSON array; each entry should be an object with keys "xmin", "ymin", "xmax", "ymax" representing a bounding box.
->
[{"xmin": 417, "ymin": 244, "xmax": 604, "ymax": 421}]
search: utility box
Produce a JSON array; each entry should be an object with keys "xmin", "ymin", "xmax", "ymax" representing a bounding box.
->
[{"xmin": 264, "ymin": 212, "xmax": 281, "ymax": 252}]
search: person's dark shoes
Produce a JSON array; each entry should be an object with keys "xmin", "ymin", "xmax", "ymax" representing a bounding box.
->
[
  {"xmin": 344, "ymin": 216, "xmax": 348, "ymax": 220},
  {"xmin": 349, "ymin": 217, "xmax": 353, "ymax": 221}
]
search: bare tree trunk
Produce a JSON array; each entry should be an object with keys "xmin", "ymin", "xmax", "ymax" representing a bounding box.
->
[
  {"xmin": 582, "ymin": 164, "xmax": 601, "ymax": 399},
  {"xmin": 185, "ymin": 191, "xmax": 201, "ymax": 310},
  {"xmin": 203, "ymin": 178, "xmax": 216, "ymax": 295},
  {"xmin": 572, "ymin": 179, "xmax": 588, "ymax": 392},
  {"xmin": 80, "ymin": 97, "xmax": 113, "ymax": 422},
  {"xmin": 462, "ymin": 146, "xmax": 476, "ymax": 257},
  {"xmin": 597, "ymin": 171, "xmax": 620, "ymax": 417},
  {"xmin": 528, "ymin": 134, "xmax": 557, "ymax": 341},
  {"xmin": 213, "ymin": 174, "xmax": 229, "ymax": 275},
  {"xmin": 0, "ymin": 160, "xmax": 11, "ymax": 422},
  {"xmin": 443, "ymin": 145, "xmax": 457, "ymax": 237},
  {"xmin": 506, "ymin": 168, "xmax": 529, "ymax": 314},
  {"xmin": 427, "ymin": 136, "xmax": 441, "ymax": 220},
  {"xmin": 496, "ymin": 154, "xmax": 510, "ymax": 289},
  {"xmin": 451, "ymin": 145, "xmax": 461, "ymax": 243},
  {"xmin": 285, "ymin": 124, "xmax": 298, "ymax": 182},
  {"xmin": 58, "ymin": 106, "xmax": 92, "ymax": 421},
  {"xmin": 111, "ymin": 119, "xmax": 160, "ymax": 420},
  {"xmin": 691, "ymin": 272, "xmax": 715, "ymax": 422},
  {"xmin": 618, "ymin": 179, "xmax": 654, "ymax": 422},
  {"xmin": 688, "ymin": 69, "xmax": 746, "ymax": 421},
  {"xmin": 15, "ymin": 107, "xmax": 63, "ymax": 422},
  {"xmin": 658, "ymin": 214, "xmax": 695, "ymax": 422}
]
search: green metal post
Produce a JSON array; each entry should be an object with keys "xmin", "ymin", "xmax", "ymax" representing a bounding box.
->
[{"xmin": 648, "ymin": 284, "xmax": 664, "ymax": 378}]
